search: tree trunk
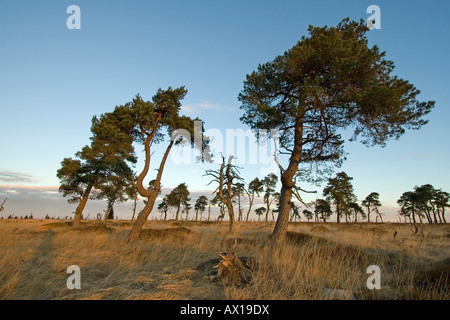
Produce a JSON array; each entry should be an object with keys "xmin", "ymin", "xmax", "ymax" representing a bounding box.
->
[
  {"xmin": 131, "ymin": 195, "xmax": 138, "ymax": 221},
  {"xmin": 73, "ymin": 184, "xmax": 93, "ymax": 227},
  {"xmin": 238, "ymin": 196, "xmax": 242, "ymax": 222},
  {"xmin": 268, "ymin": 116, "xmax": 303, "ymax": 244},
  {"xmin": 226, "ymin": 201, "xmax": 235, "ymax": 233},
  {"xmin": 128, "ymin": 137, "xmax": 173, "ymax": 241},
  {"xmin": 208, "ymin": 206, "xmax": 211, "ymax": 222},
  {"xmin": 437, "ymin": 210, "xmax": 442, "ymax": 224},
  {"xmin": 246, "ymin": 193, "xmax": 254, "ymax": 222},
  {"xmin": 175, "ymin": 204, "xmax": 180, "ymax": 221},
  {"xmin": 378, "ymin": 213, "xmax": 383, "ymax": 223},
  {"xmin": 128, "ymin": 192, "xmax": 157, "ymax": 241},
  {"xmin": 103, "ymin": 206, "xmax": 111, "ymax": 222},
  {"xmin": 432, "ymin": 210, "xmax": 438, "ymax": 224}
]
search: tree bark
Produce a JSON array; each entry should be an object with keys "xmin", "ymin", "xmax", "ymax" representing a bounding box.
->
[
  {"xmin": 131, "ymin": 195, "xmax": 138, "ymax": 221},
  {"xmin": 411, "ymin": 207, "xmax": 416, "ymax": 224},
  {"xmin": 268, "ymin": 116, "xmax": 303, "ymax": 244},
  {"xmin": 128, "ymin": 137, "xmax": 173, "ymax": 241},
  {"xmin": 73, "ymin": 184, "xmax": 93, "ymax": 227},
  {"xmin": 246, "ymin": 193, "xmax": 254, "ymax": 222},
  {"xmin": 128, "ymin": 192, "xmax": 157, "ymax": 241},
  {"xmin": 175, "ymin": 204, "xmax": 181, "ymax": 221},
  {"xmin": 103, "ymin": 206, "xmax": 111, "ymax": 222}
]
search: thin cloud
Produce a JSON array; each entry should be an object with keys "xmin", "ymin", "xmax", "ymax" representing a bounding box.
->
[
  {"xmin": 181, "ymin": 101, "xmax": 224, "ymax": 113},
  {"xmin": 0, "ymin": 171, "xmax": 38, "ymax": 184}
]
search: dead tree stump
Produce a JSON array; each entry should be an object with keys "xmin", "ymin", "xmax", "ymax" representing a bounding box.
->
[{"xmin": 213, "ymin": 243, "xmax": 254, "ymax": 285}]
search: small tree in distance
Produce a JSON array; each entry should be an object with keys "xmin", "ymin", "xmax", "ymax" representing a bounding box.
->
[
  {"xmin": 362, "ymin": 192, "xmax": 381, "ymax": 223},
  {"xmin": 323, "ymin": 172, "xmax": 356, "ymax": 223},
  {"xmin": 167, "ymin": 183, "xmax": 191, "ymax": 221},
  {"xmin": 246, "ymin": 177, "xmax": 264, "ymax": 222},
  {"xmin": 194, "ymin": 195, "xmax": 208, "ymax": 221},
  {"xmin": 255, "ymin": 207, "xmax": 266, "ymax": 221}
]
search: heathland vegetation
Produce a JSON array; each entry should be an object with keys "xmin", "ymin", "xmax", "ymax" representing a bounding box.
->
[{"xmin": 0, "ymin": 19, "xmax": 447, "ymax": 300}]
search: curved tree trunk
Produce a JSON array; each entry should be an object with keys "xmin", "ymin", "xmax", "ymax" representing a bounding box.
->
[
  {"xmin": 103, "ymin": 206, "xmax": 111, "ymax": 222},
  {"xmin": 128, "ymin": 193, "xmax": 157, "ymax": 241},
  {"xmin": 73, "ymin": 184, "xmax": 93, "ymax": 227},
  {"xmin": 128, "ymin": 136, "xmax": 173, "ymax": 241},
  {"xmin": 246, "ymin": 193, "xmax": 254, "ymax": 222},
  {"xmin": 268, "ymin": 116, "xmax": 303, "ymax": 244},
  {"xmin": 131, "ymin": 195, "xmax": 138, "ymax": 221}
]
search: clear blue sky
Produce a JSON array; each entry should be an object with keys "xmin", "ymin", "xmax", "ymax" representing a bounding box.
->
[{"xmin": 0, "ymin": 0, "xmax": 449, "ymax": 219}]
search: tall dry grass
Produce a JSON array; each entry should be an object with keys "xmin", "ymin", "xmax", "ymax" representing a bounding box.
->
[{"xmin": 0, "ymin": 219, "xmax": 448, "ymax": 300}]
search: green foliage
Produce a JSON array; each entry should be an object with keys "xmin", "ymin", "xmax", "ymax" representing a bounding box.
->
[
  {"xmin": 314, "ymin": 198, "xmax": 332, "ymax": 222},
  {"xmin": 248, "ymin": 177, "xmax": 264, "ymax": 196},
  {"xmin": 348, "ymin": 201, "xmax": 365, "ymax": 222},
  {"xmin": 398, "ymin": 184, "xmax": 449, "ymax": 223},
  {"xmin": 323, "ymin": 171, "xmax": 356, "ymax": 222},
  {"xmin": 254, "ymin": 207, "xmax": 266, "ymax": 220},
  {"xmin": 194, "ymin": 195, "xmax": 209, "ymax": 220},
  {"xmin": 302, "ymin": 208, "xmax": 313, "ymax": 221},
  {"xmin": 262, "ymin": 173, "xmax": 279, "ymax": 220},
  {"xmin": 239, "ymin": 18, "xmax": 435, "ymax": 184},
  {"xmin": 166, "ymin": 183, "xmax": 191, "ymax": 220},
  {"xmin": 362, "ymin": 192, "xmax": 381, "ymax": 222},
  {"xmin": 158, "ymin": 196, "xmax": 169, "ymax": 212}
]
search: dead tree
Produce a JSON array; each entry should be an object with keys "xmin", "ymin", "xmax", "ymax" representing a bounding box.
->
[
  {"xmin": 204, "ymin": 155, "xmax": 243, "ymax": 233},
  {"xmin": 0, "ymin": 198, "xmax": 6, "ymax": 213},
  {"xmin": 213, "ymin": 241, "xmax": 254, "ymax": 285}
]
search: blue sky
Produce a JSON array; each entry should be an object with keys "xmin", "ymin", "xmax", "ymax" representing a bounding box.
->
[{"xmin": 0, "ymin": 0, "xmax": 449, "ymax": 220}]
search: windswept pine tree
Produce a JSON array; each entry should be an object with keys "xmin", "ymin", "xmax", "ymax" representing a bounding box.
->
[
  {"xmin": 166, "ymin": 183, "xmax": 191, "ymax": 221},
  {"xmin": 239, "ymin": 18, "xmax": 434, "ymax": 242},
  {"xmin": 194, "ymin": 195, "xmax": 208, "ymax": 221},
  {"xmin": 362, "ymin": 192, "xmax": 381, "ymax": 223},
  {"xmin": 245, "ymin": 177, "xmax": 264, "ymax": 222},
  {"xmin": 262, "ymin": 173, "xmax": 279, "ymax": 222},
  {"xmin": 314, "ymin": 198, "xmax": 332, "ymax": 222},
  {"xmin": 57, "ymin": 109, "xmax": 136, "ymax": 227},
  {"xmin": 323, "ymin": 172, "xmax": 356, "ymax": 223},
  {"xmin": 398, "ymin": 185, "xmax": 449, "ymax": 224},
  {"xmin": 91, "ymin": 87, "xmax": 210, "ymax": 240},
  {"xmin": 157, "ymin": 196, "xmax": 170, "ymax": 221}
]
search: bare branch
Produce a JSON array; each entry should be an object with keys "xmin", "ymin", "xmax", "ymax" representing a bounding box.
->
[
  {"xmin": 0, "ymin": 198, "xmax": 6, "ymax": 212},
  {"xmin": 272, "ymin": 136, "xmax": 286, "ymax": 174}
]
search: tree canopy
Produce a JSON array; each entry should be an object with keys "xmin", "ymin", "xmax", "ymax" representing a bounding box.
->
[{"xmin": 239, "ymin": 18, "xmax": 435, "ymax": 242}]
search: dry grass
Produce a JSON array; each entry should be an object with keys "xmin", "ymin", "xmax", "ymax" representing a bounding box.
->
[{"xmin": 0, "ymin": 219, "xmax": 448, "ymax": 300}]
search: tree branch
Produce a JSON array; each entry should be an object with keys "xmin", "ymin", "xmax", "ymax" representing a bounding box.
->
[{"xmin": 0, "ymin": 198, "xmax": 6, "ymax": 212}]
